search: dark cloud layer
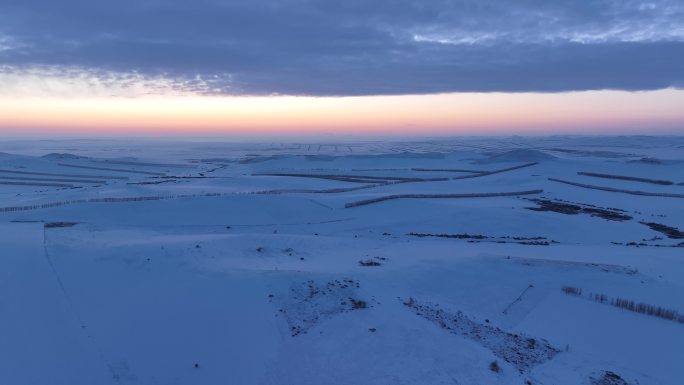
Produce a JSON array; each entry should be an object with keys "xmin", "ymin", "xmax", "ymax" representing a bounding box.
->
[{"xmin": 1, "ymin": 0, "xmax": 683, "ymax": 95}]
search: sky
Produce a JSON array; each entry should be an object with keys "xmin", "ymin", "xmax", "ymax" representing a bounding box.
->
[{"xmin": 0, "ymin": 0, "xmax": 683, "ymax": 136}]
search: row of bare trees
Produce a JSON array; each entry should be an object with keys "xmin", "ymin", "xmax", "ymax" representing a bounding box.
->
[{"xmin": 561, "ymin": 286, "xmax": 684, "ymax": 324}]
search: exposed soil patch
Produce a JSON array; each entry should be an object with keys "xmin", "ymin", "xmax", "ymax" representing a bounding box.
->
[
  {"xmin": 403, "ymin": 298, "xmax": 560, "ymax": 373},
  {"xmin": 526, "ymin": 198, "xmax": 632, "ymax": 221}
]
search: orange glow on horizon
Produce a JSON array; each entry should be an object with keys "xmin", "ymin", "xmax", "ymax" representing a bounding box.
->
[{"xmin": 1, "ymin": 90, "xmax": 683, "ymax": 135}]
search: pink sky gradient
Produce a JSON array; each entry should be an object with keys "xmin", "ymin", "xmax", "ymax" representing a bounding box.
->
[{"xmin": 1, "ymin": 90, "xmax": 682, "ymax": 136}]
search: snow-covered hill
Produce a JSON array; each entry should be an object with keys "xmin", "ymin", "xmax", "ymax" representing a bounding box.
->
[{"xmin": 1, "ymin": 136, "xmax": 683, "ymax": 385}]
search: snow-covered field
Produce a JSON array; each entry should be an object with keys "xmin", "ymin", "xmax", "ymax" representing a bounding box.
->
[{"xmin": 1, "ymin": 136, "xmax": 683, "ymax": 385}]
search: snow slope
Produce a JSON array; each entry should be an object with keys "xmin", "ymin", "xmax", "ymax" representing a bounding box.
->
[{"xmin": 1, "ymin": 136, "xmax": 683, "ymax": 385}]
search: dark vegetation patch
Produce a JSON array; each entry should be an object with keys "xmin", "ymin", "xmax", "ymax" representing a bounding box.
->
[
  {"xmin": 0, "ymin": 181, "xmax": 74, "ymax": 187},
  {"xmin": 358, "ymin": 256, "xmax": 387, "ymax": 266},
  {"xmin": 155, "ymin": 176, "xmax": 222, "ymax": 179},
  {"xmin": 238, "ymin": 155, "xmax": 289, "ymax": 164},
  {"xmin": 578, "ymin": 171, "xmax": 673, "ymax": 185},
  {"xmin": 0, "ymin": 192, "xmax": 229, "ymax": 212},
  {"xmin": 451, "ymin": 162, "xmax": 539, "ymax": 180},
  {"xmin": 545, "ymin": 198, "xmax": 629, "ymax": 212},
  {"xmin": 489, "ymin": 361, "xmax": 501, "ymax": 373},
  {"xmin": 252, "ymin": 172, "xmax": 447, "ymax": 185},
  {"xmin": 628, "ymin": 157, "xmax": 663, "ymax": 164},
  {"xmin": 507, "ymin": 257, "xmax": 638, "ymax": 275},
  {"xmin": 479, "ymin": 150, "xmax": 555, "ymax": 163},
  {"xmin": 411, "ymin": 168, "xmax": 482, "ymax": 173},
  {"xmin": 408, "ymin": 232, "xmax": 557, "ymax": 246},
  {"xmin": 410, "ymin": 232, "xmax": 487, "ymax": 240},
  {"xmin": 547, "ymin": 148, "xmax": 635, "ymax": 158},
  {"xmin": 275, "ymin": 279, "xmax": 371, "ymax": 336},
  {"xmin": 44, "ymin": 222, "xmax": 78, "ymax": 228},
  {"xmin": 612, "ymin": 241, "xmax": 684, "ymax": 248},
  {"xmin": 590, "ymin": 371, "xmax": 631, "ymax": 385},
  {"xmin": 0, "ymin": 168, "xmax": 127, "ymax": 180},
  {"xmin": 526, "ymin": 198, "xmax": 632, "ymax": 221},
  {"xmin": 258, "ymin": 184, "xmax": 383, "ymax": 194},
  {"xmin": 41, "ymin": 153, "xmax": 86, "ymax": 160},
  {"xmin": 127, "ymin": 180, "xmax": 179, "ymax": 185},
  {"xmin": 260, "ymin": 163, "xmax": 536, "ymax": 188},
  {"xmin": 561, "ymin": 286, "xmax": 582, "ymax": 296},
  {"xmin": 345, "ymin": 189, "xmax": 543, "ymax": 208},
  {"xmin": 561, "ymin": 286, "xmax": 684, "ymax": 324},
  {"xmin": 403, "ymin": 298, "xmax": 560, "ymax": 373},
  {"xmin": 58, "ymin": 163, "xmax": 166, "ymax": 176},
  {"xmin": 0, "ymin": 176, "xmax": 105, "ymax": 184},
  {"xmin": 350, "ymin": 299, "xmax": 368, "ymax": 309},
  {"xmin": 358, "ymin": 259, "xmax": 382, "ymax": 266},
  {"xmin": 351, "ymin": 168, "xmax": 409, "ymax": 171},
  {"xmin": 95, "ymin": 160, "xmax": 195, "ymax": 168},
  {"xmin": 639, "ymin": 222, "xmax": 684, "ymax": 239},
  {"xmin": 548, "ymin": 178, "xmax": 684, "ymax": 198}
]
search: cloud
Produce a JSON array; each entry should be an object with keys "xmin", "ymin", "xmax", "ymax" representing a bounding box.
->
[
  {"xmin": 0, "ymin": 0, "xmax": 682, "ymax": 96},
  {"xmin": 0, "ymin": 34, "xmax": 21, "ymax": 53},
  {"xmin": 0, "ymin": 65, "xmax": 228, "ymax": 98}
]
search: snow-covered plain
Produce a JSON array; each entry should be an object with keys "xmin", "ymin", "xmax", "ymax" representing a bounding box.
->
[{"xmin": 1, "ymin": 136, "xmax": 683, "ymax": 385}]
